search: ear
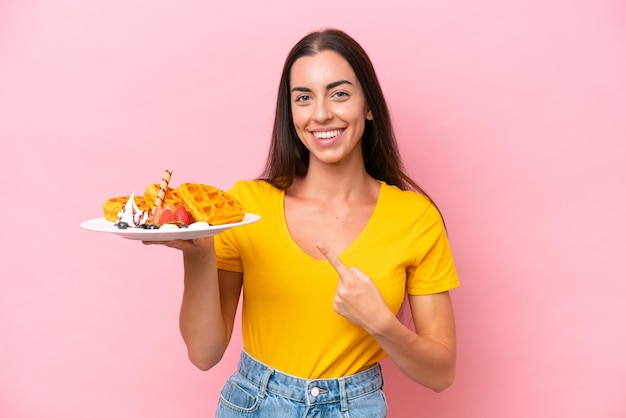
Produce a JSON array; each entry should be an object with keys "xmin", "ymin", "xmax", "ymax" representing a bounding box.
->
[{"xmin": 366, "ymin": 109, "xmax": 373, "ymax": 121}]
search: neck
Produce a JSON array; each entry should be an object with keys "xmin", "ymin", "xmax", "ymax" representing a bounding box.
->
[{"xmin": 288, "ymin": 158, "xmax": 378, "ymax": 202}]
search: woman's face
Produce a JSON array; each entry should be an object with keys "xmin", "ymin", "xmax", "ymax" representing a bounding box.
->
[{"xmin": 289, "ymin": 50, "xmax": 372, "ymax": 167}]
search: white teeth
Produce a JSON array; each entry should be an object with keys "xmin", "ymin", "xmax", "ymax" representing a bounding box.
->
[{"xmin": 313, "ymin": 130, "xmax": 342, "ymax": 139}]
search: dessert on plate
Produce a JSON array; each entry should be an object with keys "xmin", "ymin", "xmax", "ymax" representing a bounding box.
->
[{"xmin": 102, "ymin": 170, "xmax": 245, "ymax": 230}]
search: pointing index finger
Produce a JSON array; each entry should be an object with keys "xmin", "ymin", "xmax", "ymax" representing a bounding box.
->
[{"xmin": 316, "ymin": 242, "xmax": 350, "ymax": 276}]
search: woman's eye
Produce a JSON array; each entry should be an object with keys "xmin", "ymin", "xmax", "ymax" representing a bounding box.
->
[
  {"xmin": 333, "ymin": 91, "xmax": 350, "ymax": 99},
  {"xmin": 295, "ymin": 95, "xmax": 311, "ymax": 103}
]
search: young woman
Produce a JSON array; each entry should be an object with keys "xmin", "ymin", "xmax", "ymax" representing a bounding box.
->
[{"xmin": 146, "ymin": 28, "xmax": 459, "ymax": 417}]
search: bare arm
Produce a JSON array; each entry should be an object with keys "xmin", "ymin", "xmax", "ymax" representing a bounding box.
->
[
  {"xmin": 369, "ymin": 292, "xmax": 456, "ymax": 392},
  {"xmin": 144, "ymin": 238, "xmax": 242, "ymax": 370},
  {"xmin": 316, "ymin": 242, "xmax": 456, "ymax": 392}
]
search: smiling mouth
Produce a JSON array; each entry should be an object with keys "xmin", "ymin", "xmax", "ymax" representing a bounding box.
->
[{"xmin": 312, "ymin": 129, "xmax": 344, "ymax": 139}]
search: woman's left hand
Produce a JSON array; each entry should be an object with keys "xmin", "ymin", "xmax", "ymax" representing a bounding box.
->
[
  {"xmin": 316, "ymin": 242, "xmax": 394, "ymax": 333},
  {"xmin": 317, "ymin": 241, "xmax": 457, "ymax": 391}
]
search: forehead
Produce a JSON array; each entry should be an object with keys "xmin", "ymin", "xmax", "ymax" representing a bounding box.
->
[{"xmin": 290, "ymin": 50, "xmax": 359, "ymax": 87}]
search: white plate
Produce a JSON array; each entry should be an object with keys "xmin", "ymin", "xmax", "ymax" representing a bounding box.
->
[{"xmin": 80, "ymin": 213, "xmax": 261, "ymax": 241}]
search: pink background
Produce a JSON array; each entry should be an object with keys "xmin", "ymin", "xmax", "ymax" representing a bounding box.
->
[{"xmin": 1, "ymin": 0, "xmax": 625, "ymax": 417}]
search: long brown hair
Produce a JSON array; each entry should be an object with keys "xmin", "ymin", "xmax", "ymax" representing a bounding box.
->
[{"xmin": 260, "ymin": 28, "xmax": 431, "ymax": 198}]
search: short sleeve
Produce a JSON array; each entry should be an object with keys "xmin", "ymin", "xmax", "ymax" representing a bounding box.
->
[
  {"xmin": 214, "ymin": 184, "xmax": 244, "ymax": 273},
  {"xmin": 406, "ymin": 204, "xmax": 460, "ymax": 295}
]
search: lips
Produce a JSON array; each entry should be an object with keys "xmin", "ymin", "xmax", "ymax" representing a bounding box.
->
[
  {"xmin": 310, "ymin": 129, "xmax": 345, "ymax": 146},
  {"xmin": 312, "ymin": 129, "xmax": 343, "ymax": 139}
]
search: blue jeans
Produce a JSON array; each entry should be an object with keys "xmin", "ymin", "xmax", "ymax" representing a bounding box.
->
[{"xmin": 215, "ymin": 351, "xmax": 388, "ymax": 417}]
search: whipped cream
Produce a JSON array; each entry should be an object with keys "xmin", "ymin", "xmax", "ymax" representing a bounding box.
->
[
  {"xmin": 116, "ymin": 192, "xmax": 149, "ymax": 227},
  {"xmin": 188, "ymin": 221, "xmax": 209, "ymax": 229}
]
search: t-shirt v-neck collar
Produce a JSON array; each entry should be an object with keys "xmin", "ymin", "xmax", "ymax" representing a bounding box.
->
[{"xmin": 278, "ymin": 182, "xmax": 385, "ymax": 264}]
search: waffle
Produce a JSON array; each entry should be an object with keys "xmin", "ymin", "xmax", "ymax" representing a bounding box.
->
[
  {"xmin": 143, "ymin": 183, "xmax": 183, "ymax": 209},
  {"xmin": 102, "ymin": 195, "xmax": 150, "ymax": 222},
  {"xmin": 177, "ymin": 183, "xmax": 245, "ymax": 225}
]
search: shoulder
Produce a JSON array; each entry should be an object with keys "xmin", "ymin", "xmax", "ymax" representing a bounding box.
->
[
  {"xmin": 379, "ymin": 182, "xmax": 444, "ymax": 228},
  {"xmin": 380, "ymin": 182, "xmax": 433, "ymax": 212},
  {"xmin": 226, "ymin": 180, "xmax": 282, "ymax": 208},
  {"xmin": 227, "ymin": 179, "xmax": 279, "ymax": 196}
]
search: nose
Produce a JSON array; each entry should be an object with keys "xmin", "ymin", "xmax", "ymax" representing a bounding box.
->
[{"xmin": 313, "ymin": 99, "xmax": 332, "ymax": 122}]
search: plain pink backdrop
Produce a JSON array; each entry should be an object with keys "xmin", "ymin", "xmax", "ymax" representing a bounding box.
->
[{"xmin": 1, "ymin": 0, "xmax": 625, "ymax": 417}]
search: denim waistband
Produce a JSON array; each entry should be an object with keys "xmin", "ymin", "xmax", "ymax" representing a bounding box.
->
[{"xmin": 236, "ymin": 350, "xmax": 384, "ymax": 406}]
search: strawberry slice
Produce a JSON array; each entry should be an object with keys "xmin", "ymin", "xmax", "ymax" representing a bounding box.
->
[
  {"xmin": 174, "ymin": 205, "xmax": 192, "ymax": 225},
  {"xmin": 148, "ymin": 206, "xmax": 176, "ymax": 225},
  {"xmin": 158, "ymin": 207, "xmax": 176, "ymax": 224}
]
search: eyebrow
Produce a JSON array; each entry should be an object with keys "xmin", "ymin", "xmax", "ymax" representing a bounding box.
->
[{"xmin": 291, "ymin": 79, "xmax": 353, "ymax": 93}]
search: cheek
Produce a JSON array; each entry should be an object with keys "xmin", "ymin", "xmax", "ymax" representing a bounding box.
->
[
  {"xmin": 290, "ymin": 108, "xmax": 307, "ymax": 129},
  {"xmin": 290, "ymin": 112, "xmax": 309, "ymax": 143},
  {"xmin": 337, "ymin": 104, "xmax": 366, "ymax": 123}
]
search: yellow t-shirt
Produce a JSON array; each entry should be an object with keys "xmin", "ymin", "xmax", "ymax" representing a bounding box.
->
[{"xmin": 215, "ymin": 180, "xmax": 459, "ymax": 379}]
